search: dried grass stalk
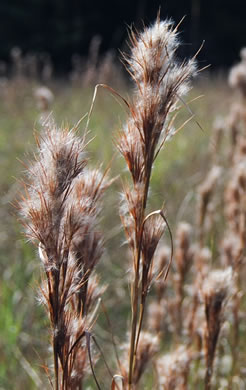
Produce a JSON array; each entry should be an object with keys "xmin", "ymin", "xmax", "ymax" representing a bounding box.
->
[
  {"xmin": 117, "ymin": 16, "xmax": 197, "ymax": 388},
  {"xmin": 19, "ymin": 118, "xmax": 110, "ymax": 389}
]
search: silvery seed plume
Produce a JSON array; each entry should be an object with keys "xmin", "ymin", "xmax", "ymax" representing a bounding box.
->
[{"xmin": 119, "ymin": 17, "xmax": 197, "ymax": 187}]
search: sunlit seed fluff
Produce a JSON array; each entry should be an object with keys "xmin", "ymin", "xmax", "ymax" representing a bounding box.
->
[
  {"xmin": 159, "ymin": 58, "xmax": 197, "ymax": 98},
  {"xmin": 70, "ymin": 316, "xmax": 87, "ymax": 336},
  {"xmin": 130, "ymin": 20, "xmax": 179, "ymax": 82},
  {"xmin": 65, "ymin": 170, "xmax": 108, "ymax": 223},
  {"xmin": 120, "ymin": 183, "xmax": 145, "ymax": 219},
  {"xmin": 38, "ymin": 242, "xmax": 48, "ymax": 265},
  {"xmin": 129, "ymin": 18, "xmax": 197, "ymax": 97},
  {"xmin": 202, "ymin": 267, "xmax": 233, "ymax": 302},
  {"xmin": 117, "ymin": 122, "xmax": 145, "ymax": 182},
  {"xmin": 73, "ymin": 168, "xmax": 108, "ymax": 197},
  {"xmin": 84, "ymin": 274, "xmax": 106, "ymax": 313},
  {"xmin": 25, "ymin": 118, "xmax": 87, "ymax": 204},
  {"xmin": 35, "ymin": 121, "xmax": 86, "ymax": 175}
]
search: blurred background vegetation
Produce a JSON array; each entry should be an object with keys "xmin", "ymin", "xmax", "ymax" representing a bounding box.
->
[{"xmin": 0, "ymin": 73, "xmax": 233, "ymax": 389}]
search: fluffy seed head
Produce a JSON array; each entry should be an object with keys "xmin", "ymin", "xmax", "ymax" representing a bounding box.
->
[
  {"xmin": 128, "ymin": 19, "xmax": 196, "ymax": 97},
  {"xmin": 34, "ymin": 86, "xmax": 54, "ymax": 111},
  {"xmin": 119, "ymin": 18, "xmax": 198, "ymax": 187},
  {"xmin": 156, "ymin": 345, "xmax": 191, "ymax": 389},
  {"xmin": 202, "ymin": 267, "xmax": 233, "ymax": 304},
  {"xmin": 229, "ymin": 49, "xmax": 246, "ymax": 97},
  {"xmin": 121, "ymin": 332, "xmax": 159, "ymax": 385}
]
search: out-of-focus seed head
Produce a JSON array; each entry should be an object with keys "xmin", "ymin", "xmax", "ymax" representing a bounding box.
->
[
  {"xmin": 156, "ymin": 345, "xmax": 191, "ymax": 389},
  {"xmin": 34, "ymin": 86, "xmax": 54, "ymax": 111},
  {"xmin": 202, "ymin": 267, "xmax": 233, "ymax": 305},
  {"xmin": 147, "ymin": 301, "xmax": 165, "ymax": 332},
  {"xmin": 197, "ymin": 165, "xmax": 222, "ymax": 231},
  {"xmin": 175, "ymin": 222, "xmax": 193, "ymax": 275},
  {"xmin": 121, "ymin": 332, "xmax": 159, "ymax": 385},
  {"xmin": 229, "ymin": 49, "xmax": 246, "ymax": 97}
]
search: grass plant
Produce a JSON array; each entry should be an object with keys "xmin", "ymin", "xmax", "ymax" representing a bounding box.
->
[{"xmin": 0, "ymin": 14, "xmax": 245, "ymax": 390}]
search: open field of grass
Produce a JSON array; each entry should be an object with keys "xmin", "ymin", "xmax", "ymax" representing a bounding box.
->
[{"xmin": 0, "ymin": 54, "xmax": 245, "ymax": 390}]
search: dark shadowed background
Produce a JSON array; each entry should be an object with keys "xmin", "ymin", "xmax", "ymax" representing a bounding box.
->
[{"xmin": 0, "ymin": 0, "xmax": 245, "ymax": 73}]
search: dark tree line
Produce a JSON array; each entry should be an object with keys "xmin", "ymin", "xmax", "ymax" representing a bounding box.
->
[{"xmin": 0, "ymin": 0, "xmax": 245, "ymax": 72}]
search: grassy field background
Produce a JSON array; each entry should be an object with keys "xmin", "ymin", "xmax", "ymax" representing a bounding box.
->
[{"xmin": 0, "ymin": 69, "xmax": 237, "ymax": 389}]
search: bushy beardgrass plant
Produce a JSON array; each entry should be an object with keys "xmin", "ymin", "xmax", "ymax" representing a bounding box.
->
[
  {"xmin": 17, "ymin": 16, "xmax": 240, "ymax": 390},
  {"xmin": 116, "ymin": 16, "xmax": 197, "ymax": 389}
]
